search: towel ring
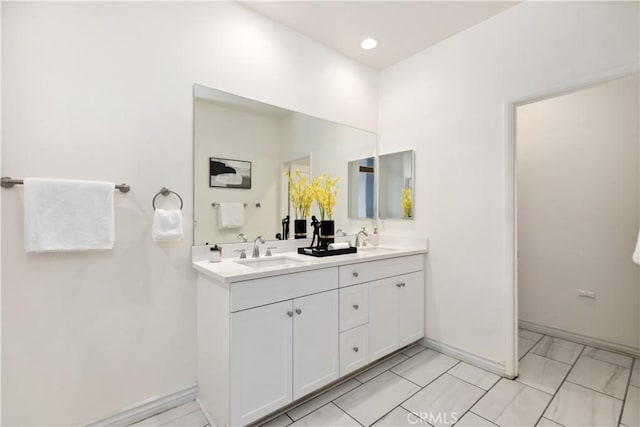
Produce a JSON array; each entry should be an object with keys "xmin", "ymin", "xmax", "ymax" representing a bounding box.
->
[{"xmin": 152, "ymin": 187, "xmax": 183, "ymax": 210}]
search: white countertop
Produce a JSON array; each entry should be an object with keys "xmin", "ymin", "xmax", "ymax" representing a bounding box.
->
[{"xmin": 193, "ymin": 246, "xmax": 427, "ymax": 283}]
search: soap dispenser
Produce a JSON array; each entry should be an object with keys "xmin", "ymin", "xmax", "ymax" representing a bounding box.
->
[
  {"xmin": 371, "ymin": 227, "xmax": 379, "ymax": 246},
  {"xmin": 209, "ymin": 244, "xmax": 222, "ymax": 262}
]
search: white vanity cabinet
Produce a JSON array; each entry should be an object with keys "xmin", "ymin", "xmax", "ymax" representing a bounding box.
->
[
  {"xmin": 196, "ymin": 250, "xmax": 425, "ymax": 427},
  {"xmin": 230, "ymin": 290, "xmax": 338, "ymax": 425},
  {"xmin": 197, "ymin": 267, "xmax": 339, "ymax": 427},
  {"xmin": 369, "ymin": 271, "xmax": 425, "ymax": 359},
  {"xmin": 339, "ymin": 255, "xmax": 425, "ymax": 362}
]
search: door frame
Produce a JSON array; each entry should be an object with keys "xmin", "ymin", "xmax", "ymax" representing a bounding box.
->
[{"xmin": 502, "ymin": 63, "xmax": 639, "ymax": 379}]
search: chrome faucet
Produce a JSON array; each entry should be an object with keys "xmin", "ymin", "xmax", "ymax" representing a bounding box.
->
[
  {"xmin": 355, "ymin": 227, "xmax": 369, "ymax": 247},
  {"xmin": 237, "ymin": 233, "xmax": 248, "ymax": 242},
  {"xmin": 252, "ymin": 235, "xmax": 266, "ymax": 258}
]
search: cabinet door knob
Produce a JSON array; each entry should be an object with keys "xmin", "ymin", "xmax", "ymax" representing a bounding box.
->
[
  {"xmin": 353, "ymin": 346, "xmax": 359, "ymax": 352},
  {"xmin": 295, "ymin": 308, "xmax": 302, "ymax": 315},
  {"xmin": 352, "ymin": 271, "xmax": 359, "ymax": 277},
  {"xmin": 396, "ymin": 282, "xmax": 405, "ymax": 288},
  {"xmin": 353, "ymin": 304, "xmax": 359, "ymax": 310},
  {"xmin": 287, "ymin": 311, "xmax": 293, "ymax": 317}
]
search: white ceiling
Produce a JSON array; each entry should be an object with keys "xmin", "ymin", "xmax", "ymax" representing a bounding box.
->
[{"xmin": 241, "ymin": 1, "xmax": 519, "ymax": 70}]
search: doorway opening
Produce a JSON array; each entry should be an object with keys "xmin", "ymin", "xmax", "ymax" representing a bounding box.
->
[{"xmin": 506, "ymin": 70, "xmax": 640, "ymax": 379}]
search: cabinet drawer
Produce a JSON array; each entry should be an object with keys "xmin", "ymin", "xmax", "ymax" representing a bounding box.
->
[
  {"xmin": 339, "ymin": 254, "xmax": 424, "ymax": 287},
  {"xmin": 340, "ymin": 324, "xmax": 369, "ymax": 376},
  {"xmin": 339, "ymin": 284, "xmax": 368, "ymax": 332},
  {"xmin": 231, "ymin": 267, "xmax": 338, "ymax": 312}
]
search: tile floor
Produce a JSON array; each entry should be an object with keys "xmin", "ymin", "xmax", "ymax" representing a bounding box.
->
[{"xmin": 137, "ymin": 330, "xmax": 640, "ymax": 427}]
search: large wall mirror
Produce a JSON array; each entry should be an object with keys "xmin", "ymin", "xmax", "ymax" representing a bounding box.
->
[
  {"xmin": 193, "ymin": 84, "xmax": 377, "ymax": 245},
  {"xmin": 379, "ymin": 150, "xmax": 415, "ymax": 220}
]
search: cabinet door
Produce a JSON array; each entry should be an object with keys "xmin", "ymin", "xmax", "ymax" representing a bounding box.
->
[
  {"xmin": 368, "ymin": 277, "xmax": 400, "ymax": 360},
  {"xmin": 398, "ymin": 271, "xmax": 425, "ymax": 347},
  {"xmin": 230, "ymin": 300, "xmax": 293, "ymax": 426},
  {"xmin": 292, "ymin": 290, "xmax": 339, "ymax": 400}
]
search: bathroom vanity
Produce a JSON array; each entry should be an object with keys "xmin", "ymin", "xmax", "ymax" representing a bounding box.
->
[{"xmin": 193, "ymin": 247, "xmax": 426, "ymax": 426}]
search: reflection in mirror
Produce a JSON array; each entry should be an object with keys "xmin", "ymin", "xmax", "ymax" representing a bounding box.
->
[
  {"xmin": 193, "ymin": 84, "xmax": 377, "ymax": 245},
  {"xmin": 379, "ymin": 150, "xmax": 415, "ymax": 219},
  {"xmin": 348, "ymin": 157, "xmax": 375, "ymax": 219},
  {"xmin": 282, "ymin": 156, "xmax": 311, "ymax": 239}
]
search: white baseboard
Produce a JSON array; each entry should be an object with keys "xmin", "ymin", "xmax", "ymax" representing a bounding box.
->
[
  {"xmin": 196, "ymin": 398, "xmax": 216, "ymax": 427},
  {"xmin": 519, "ymin": 320, "xmax": 640, "ymax": 358},
  {"xmin": 421, "ymin": 338, "xmax": 508, "ymax": 378},
  {"xmin": 85, "ymin": 384, "xmax": 199, "ymax": 427}
]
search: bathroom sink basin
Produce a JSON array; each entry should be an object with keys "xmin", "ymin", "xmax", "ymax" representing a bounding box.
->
[{"xmin": 234, "ymin": 256, "xmax": 304, "ymax": 269}]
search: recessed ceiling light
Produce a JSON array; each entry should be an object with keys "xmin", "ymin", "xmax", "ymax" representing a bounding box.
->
[{"xmin": 360, "ymin": 38, "xmax": 378, "ymax": 50}]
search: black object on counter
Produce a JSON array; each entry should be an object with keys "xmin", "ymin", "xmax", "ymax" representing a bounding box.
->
[
  {"xmin": 281, "ymin": 215, "xmax": 290, "ymax": 240},
  {"xmin": 310, "ymin": 216, "xmax": 321, "ymax": 248},
  {"xmin": 297, "ymin": 246, "xmax": 358, "ymax": 257}
]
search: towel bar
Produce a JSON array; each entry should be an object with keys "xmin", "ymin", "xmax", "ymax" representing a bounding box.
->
[
  {"xmin": 212, "ymin": 202, "xmax": 261, "ymax": 208},
  {"xmin": 1, "ymin": 177, "xmax": 130, "ymax": 193}
]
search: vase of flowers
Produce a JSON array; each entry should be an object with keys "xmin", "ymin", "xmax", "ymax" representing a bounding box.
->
[
  {"xmin": 286, "ymin": 169, "xmax": 314, "ymax": 239},
  {"xmin": 402, "ymin": 187, "xmax": 413, "ymax": 218},
  {"xmin": 294, "ymin": 219, "xmax": 307, "ymax": 239},
  {"xmin": 314, "ymin": 174, "xmax": 339, "ymax": 249}
]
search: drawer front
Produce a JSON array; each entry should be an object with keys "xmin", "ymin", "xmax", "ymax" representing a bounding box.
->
[
  {"xmin": 339, "ymin": 254, "xmax": 424, "ymax": 287},
  {"xmin": 339, "ymin": 324, "xmax": 369, "ymax": 376},
  {"xmin": 339, "ymin": 284, "xmax": 369, "ymax": 332},
  {"xmin": 231, "ymin": 267, "xmax": 338, "ymax": 312}
]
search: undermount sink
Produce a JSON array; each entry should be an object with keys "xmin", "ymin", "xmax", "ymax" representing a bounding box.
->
[{"xmin": 234, "ymin": 256, "xmax": 304, "ymax": 269}]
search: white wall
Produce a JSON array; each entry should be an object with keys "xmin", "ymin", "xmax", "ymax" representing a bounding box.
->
[
  {"xmin": 194, "ymin": 99, "xmax": 284, "ymax": 244},
  {"xmin": 1, "ymin": 2, "xmax": 377, "ymax": 425},
  {"xmin": 518, "ymin": 75, "xmax": 639, "ymax": 351},
  {"xmin": 378, "ymin": 1, "xmax": 639, "ymax": 368}
]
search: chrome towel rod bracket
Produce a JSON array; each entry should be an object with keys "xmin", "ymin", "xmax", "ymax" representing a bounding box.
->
[{"xmin": 1, "ymin": 177, "xmax": 130, "ymax": 193}]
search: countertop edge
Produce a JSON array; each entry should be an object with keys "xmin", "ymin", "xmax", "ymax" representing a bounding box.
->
[{"xmin": 193, "ymin": 248, "xmax": 428, "ymax": 284}]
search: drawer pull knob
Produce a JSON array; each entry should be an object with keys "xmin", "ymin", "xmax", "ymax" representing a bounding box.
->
[
  {"xmin": 287, "ymin": 311, "xmax": 293, "ymax": 317},
  {"xmin": 352, "ymin": 272, "xmax": 359, "ymax": 277},
  {"xmin": 396, "ymin": 282, "xmax": 406, "ymax": 288},
  {"xmin": 353, "ymin": 346, "xmax": 359, "ymax": 353},
  {"xmin": 295, "ymin": 308, "xmax": 302, "ymax": 315},
  {"xmin": 353, "ymin": 304, "xmax": 359, "ymax": 310}
]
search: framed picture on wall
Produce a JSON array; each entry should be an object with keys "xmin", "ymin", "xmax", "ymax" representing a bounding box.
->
[{"xmin": 209, "ymin": 157, "xmax": 252, "ymax": 189}]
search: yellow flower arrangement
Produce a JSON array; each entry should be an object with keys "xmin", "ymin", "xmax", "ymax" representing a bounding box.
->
[
  {"xmin": 401, "ymin": 187, "xmax": 412, "ymax": 218},
  {"xmin": 313, "ymin": 174, "xmax": 339, "ymax": 220},
  {"xmin": 285, "ymin": 169, "xmax": 314, "ymax": 219}
]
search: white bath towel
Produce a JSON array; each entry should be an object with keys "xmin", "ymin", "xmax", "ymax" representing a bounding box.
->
[
  {"xmin": 152, "ymin": 209, "xmax": 183, "ymax": 242},
  {"xmin": 218, "ymin": 202, "xmax": 244, "ymax": 229},
  {"xmin": 24, "ymin": 178, "xmax": 115, "ymax": 252},
  {"xmin": 634, "ymin": 230, "xmax": 640, "ymax": 265}
]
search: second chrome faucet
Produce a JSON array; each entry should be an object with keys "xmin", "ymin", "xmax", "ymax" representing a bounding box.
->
[{"xmin": 252, "ymin": 235, "xmax": 266, "ymax": 258}]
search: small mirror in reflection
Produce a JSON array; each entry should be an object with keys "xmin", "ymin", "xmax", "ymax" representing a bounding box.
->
[
  {"xmin": 379, "ymin": 150, "xmax": 415, "ymax": 220},
  {"xmin": 348, "ymin": 157, "xmax": 375, "ymax": 219}
]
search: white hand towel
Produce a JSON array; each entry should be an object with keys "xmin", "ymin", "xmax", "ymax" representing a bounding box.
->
[
  {"xmin": 24, "ymin": 178, "xmax": 115, "ymax": 252},
  {"xmin": 218, "ymin": 202, "xmax": 245, "ymax": 229},
  {"xmin": 152, "ymin": 209, "xmax": 183, "ymax": 242},
  {"xmin": 328, "ymin": 242, "xmax": 350, "ymax": 250},
  {"xmin": 633, "ymin": 230, "xmax": 640, "ymax": 265}
]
